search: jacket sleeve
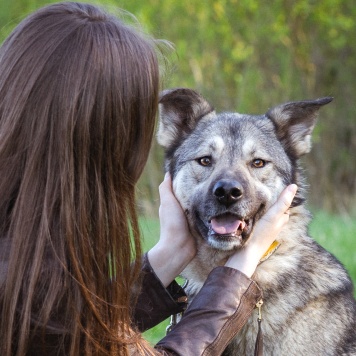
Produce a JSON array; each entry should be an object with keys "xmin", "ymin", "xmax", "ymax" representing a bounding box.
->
[
  {"xmin": 155, "ymin": 266, "xmax": 262, "ymax": 356},
  {"xmin": 132, "ymin": 254, "xmax": 188, "ymax": 332}
]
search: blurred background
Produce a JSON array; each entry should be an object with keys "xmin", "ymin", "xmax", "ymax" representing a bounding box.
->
[
  {"xmin": 1, "ymin": 0, "xmax": 355, "ymax": 216},
  {"xmin": 1, "ymin": 0, "xmax": 355, "ymax": 343}
]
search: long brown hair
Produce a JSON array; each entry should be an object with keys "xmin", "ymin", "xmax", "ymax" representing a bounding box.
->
[{"xmin": 0, "ymin": 2, "xmax": 159, "ymax": 355}]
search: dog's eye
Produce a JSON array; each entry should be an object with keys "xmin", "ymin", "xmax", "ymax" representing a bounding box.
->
[
  {"xmin": 197, "ymin": 156, "xmax": 212, "ymax": 167},
  {"xmin": 252, "ymin": 159, "xmax": 266, "ymax": 168}
]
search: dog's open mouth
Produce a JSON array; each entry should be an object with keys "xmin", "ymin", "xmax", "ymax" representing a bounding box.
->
[
  {"xmin": 195, "ymin": 206, "xmax": 263, "ymax": 251},
  {"xmin": 208, "ymin": 213, "xmax": 250, "ymax": 243}
]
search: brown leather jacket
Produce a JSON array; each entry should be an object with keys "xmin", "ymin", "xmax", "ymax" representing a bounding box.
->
[
  {"xmin": 134, "ymin": 254, "xmax": 262, "ymax": 355},
  {"xmin": 0, "ymin": 238, "xmax": 262, "ymax": 355}
]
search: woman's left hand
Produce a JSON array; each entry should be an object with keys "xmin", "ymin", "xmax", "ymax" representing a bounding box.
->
[
  {"xmin": 148, "ymin": 173, "xmax": 196, "ymax": 287},
  {"xmin": 225, "ymin": 184, "xmax": 297, "ymax": 277}
]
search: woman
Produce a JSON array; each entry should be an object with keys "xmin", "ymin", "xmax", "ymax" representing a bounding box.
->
[{"xmin": 0, "ymin": 2, "xmax": 296, "ymax": 355}]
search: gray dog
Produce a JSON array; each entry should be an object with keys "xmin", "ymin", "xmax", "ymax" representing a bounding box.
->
[{"xmin": 157, "ymin": 88, "xmax": 356, "ymax": 355}]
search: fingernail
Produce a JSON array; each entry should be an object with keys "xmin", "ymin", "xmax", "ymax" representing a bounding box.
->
[
  {"xmin": 164, "ymin": 172, "xmax": 170, "ymax": 179},
  {"xmin": 288, "ymin": 184, "xmax": 298, "ymax": 193}
]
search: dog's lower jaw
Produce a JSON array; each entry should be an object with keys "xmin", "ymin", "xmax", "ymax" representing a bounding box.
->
[
  {"xmin": 181, "ymin": 242, "xmax": 233, "ymax": 287},
  {"xmin": 207, "ymin": 233, "xmax": 243, "ymax": 251},
  {"xmin": 206, "ymin": 220, "xmax": 255, "ymax": 251}
]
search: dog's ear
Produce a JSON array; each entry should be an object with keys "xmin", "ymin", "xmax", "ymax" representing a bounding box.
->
[
  {"xmin": 157, "ymin": 88, "xmax": 214, "ymax": 148},
  {"xmin": 266, "ymin": 97, "xmax": 333, "ymax": 157}
]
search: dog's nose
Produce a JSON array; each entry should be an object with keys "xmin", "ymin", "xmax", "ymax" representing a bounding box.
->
[{"xmin": 213, "ymin": 179, "xmax": 243, "ymax": 207}]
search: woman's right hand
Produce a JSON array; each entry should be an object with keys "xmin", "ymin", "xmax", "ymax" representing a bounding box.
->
[
  {"xmin": 148, "ymin": 173, "xmax": 196, "ymax": 287},
  {"xmin": 225, "ymin": 184, "xmax": 298, "ymax": 277}
]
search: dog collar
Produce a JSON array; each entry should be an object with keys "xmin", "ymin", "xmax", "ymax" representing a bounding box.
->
[{"xmin": 259, "ymin": 240, "xmax": 280, "ymax": 263}]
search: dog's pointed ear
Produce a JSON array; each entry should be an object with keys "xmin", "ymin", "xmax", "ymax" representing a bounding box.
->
[
  {"xmin": 157, "ymin": 88, "xmax": 214, "ymax": 148},
  {"xmin": 266, "ymin": 97, "xmax": 333, "ymax": 157}
]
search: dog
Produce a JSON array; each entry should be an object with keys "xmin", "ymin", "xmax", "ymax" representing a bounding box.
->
[{"xmin": 157, "ymin": 88, "xmax": 356, "ymax": 355}]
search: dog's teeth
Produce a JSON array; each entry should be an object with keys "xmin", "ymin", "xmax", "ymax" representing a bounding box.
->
[{"xmin": 238, "ymin": 221, "xmax": 246, "ymax": 231}]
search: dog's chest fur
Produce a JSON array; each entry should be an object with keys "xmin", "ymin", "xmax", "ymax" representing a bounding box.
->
[{"xmin": 183, "ymin": 210, "xmax": 356, "ymax": 355}]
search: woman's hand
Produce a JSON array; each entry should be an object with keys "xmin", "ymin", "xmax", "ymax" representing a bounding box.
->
[
  {"xmin": 225, "ymin": 184, "xmax": 298, "ymax": 277},
  {"xmin": 148, "ymin": 173, "xmax": 196, "ymax": 287}
]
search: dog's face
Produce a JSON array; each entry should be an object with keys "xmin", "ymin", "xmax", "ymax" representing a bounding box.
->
[
  {"xmin": 163, "ymin": 115, "xmax": 291, "ymax": 251},
  {"xmin": 158, "ymin": 89, "xmax": 332, "ymax": 251}
]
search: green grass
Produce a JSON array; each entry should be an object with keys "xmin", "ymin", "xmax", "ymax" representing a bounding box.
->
[
  {"xmin": 139, "ymin": 211, "xmax": 356, "ymax": 346},
  {"xmin": 139, "ymin": 217, "xmax": 161, "ymax": 252},
  {"xmin": 309, "ymin": 210, "xmax": 356, "ymax": 285}
]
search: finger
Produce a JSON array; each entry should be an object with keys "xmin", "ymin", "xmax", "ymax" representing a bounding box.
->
[
  {"xmin": 282, "ymin": 184, "xmax": 298, "ymax": 210},
  {"xmin": 159, "ymin": 173, "xmax": 177, "ymax": 211},
  {"xmin": 266, "ymin": 184, "xmax": 298, "ymax": 218},
  {"xmin": 159, "ymin": 172, "xmax": 171, "ymax": 194}
]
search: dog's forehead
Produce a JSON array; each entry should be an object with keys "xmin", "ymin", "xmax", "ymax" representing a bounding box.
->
[{"xmin": 188, "ymin": 112, "xmax": 276, "ymax": 153}]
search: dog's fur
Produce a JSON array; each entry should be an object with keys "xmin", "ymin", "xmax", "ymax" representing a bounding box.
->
[{"xmin": 157, "ymin": 88, "xmax": 356, "ymax": 355}]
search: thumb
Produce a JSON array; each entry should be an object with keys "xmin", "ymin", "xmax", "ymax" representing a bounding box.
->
[
  {"xmin": 269, "ymin": 184, "xmax": 298, "ymax": 217},
  {"xmin": 159, "ymin": 172, "xmax": 172, "ymax": 201}
]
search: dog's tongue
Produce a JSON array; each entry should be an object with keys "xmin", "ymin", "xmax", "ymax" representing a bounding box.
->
[{"xmin": 211, "ymin": 215, "xmax": 245, "ymax": 235}]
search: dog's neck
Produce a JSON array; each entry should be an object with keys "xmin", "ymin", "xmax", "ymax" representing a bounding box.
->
[{"xmin": 259, "ymin": 240, "xmax": 281, "ymax": 264}]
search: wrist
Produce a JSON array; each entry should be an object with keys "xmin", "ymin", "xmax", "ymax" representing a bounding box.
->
[
  {"xmin": 225, "ymin": 244, "xmax": 261, "ymax": 278},
  {"xmin": 148, "ymin": 241, "xmax": 193, "ymax": 287}
]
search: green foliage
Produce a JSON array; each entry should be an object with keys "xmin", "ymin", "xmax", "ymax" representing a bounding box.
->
[
  {"xmin": 119, "ymin": 0, "xmax": 355, "ymax": 214},
  {"xmin": 1, "ymin": 0, "xmax": 355, "ymax": 213}
]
